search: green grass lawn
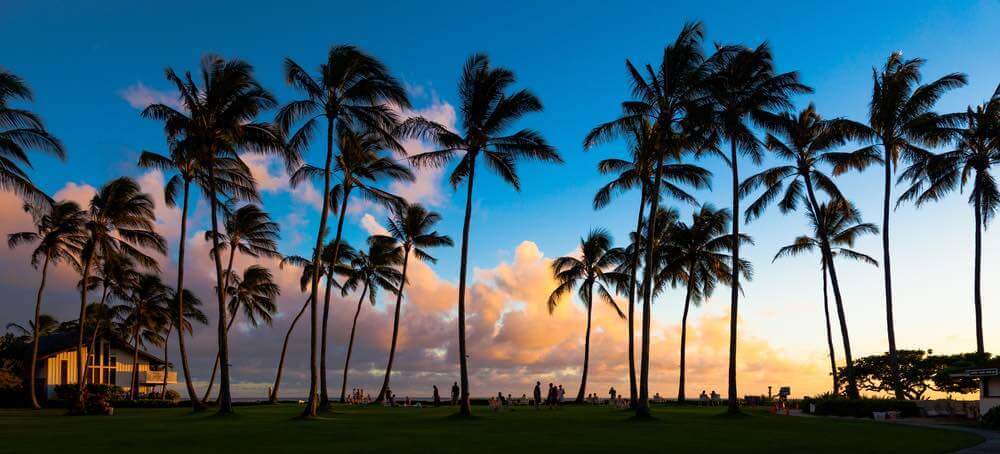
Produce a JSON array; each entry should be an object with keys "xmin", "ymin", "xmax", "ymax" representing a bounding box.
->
[{"xmin": 0, "ymin": 404, "xmax": 984, "ymax": 453}]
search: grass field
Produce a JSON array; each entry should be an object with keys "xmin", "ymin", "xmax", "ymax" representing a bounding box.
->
[{"xmin": 0, "ymin": 404, "xmax": 984, "ymax": 453}]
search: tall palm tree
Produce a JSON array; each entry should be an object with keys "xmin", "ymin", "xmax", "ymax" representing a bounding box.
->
[
  {"xmin": 142, "ymin": 55, "xmax": 287, "ymax": 415},
  {"xmin": 704, "ymin": 42, "xmax": 811, "ymax": 413},
  {"xmin": 898, "ymin": 83, "xmax": 1000, "ymax": 354},
  {"xmin": 269, "ymin": 252, "xmax": 324, "ymax": 404},
  {"xmin": 773, "ymin": 199, "xmax": 878, "ymax": 397},
  {"xmin": 401, "ymin": 53, "xmax": 561, "ymax": 416},
  {"xmin": 203, "ymin": 265, "xmax": 280, "ymax": 402},
  {"xmin": 660, "ymin": 205, "xmax": 748, "ymax": 402},
  {"xmin": 548, "ymin": 229, "xmax": 627, "ymax": 403},
  {"xmin": 161, "ymin": 289, "xmax": 207, "ymax": 395},
  {"xmin": 276, "ymin": 45, "xmax": 409, "ymax": 414},
  {"xmin": 0, "ymin": 69, "xmax": 65, "ymax": 205},
  {"xmin": 340, "ymin": 237, "xmax": 404, "ymax": 402},
  {"xmin": 372, "ymin": 202, "xmax": 452, "ymax": 401},
  {"xmin": 584, "ymin": 22, "xmax": 712, "ymax": 417},
  {"xmin": 138, "ymin": 138, "xmax": 254, "ymax": 411},
  {"xmin": 586, "ymin": 117, "xmax": 710, "ymax": 406},
  {"xmin": 74, "ymin": 177, "xmax": 165, "ymax": 413},
  {"xmin": 119, "ymin": 274, "xmax": 171, "ymax": 400},
  {"xmin": 739, "ymin": 104, "xmax": 870, "ymax": 398},
  {"xmin": 8, "ymin": 201, "xmax": 85, "ymax": 408}
]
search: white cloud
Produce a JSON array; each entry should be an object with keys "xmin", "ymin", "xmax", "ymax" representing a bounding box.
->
[{"xmin": 118, "ymin": 82, "xmax": 181, "ymax": 110}]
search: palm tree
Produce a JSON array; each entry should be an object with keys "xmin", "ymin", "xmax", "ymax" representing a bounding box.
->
[
  {"xmin": 161, "ymin": 289, "xmax": 207, "ymax": 396},
  {"xmin": 142, "ymin": 55, "xmax": 287, "ymax": 414},
  {"xmin": 739, "ymin": 104, "xmax": 870, "ymax": 398},
  {"xmin": 340, "ymin": 237, "xmax": 404, "ymax": 402},
  {"xmin": 586, "ymin": 118, "xmax": 710, "ymax": 406},
  {"xmin": 898, "ymin": 83, "xmax": 1000, "ymax": 354},
  {"xmin": 372, "ymin": 202, "xmax": 452, "ymax": 402},
  {"xmin": 401, "ymin": 54, "xmax": 561, "ymax": 416},
  {"xmin": 704, "ymin": 42, "xmax": 811, "ymax": 413},
  {"xmin": 276, "ymin": 45, "xmax": 409, "ymax": 414},
  {"xmin": 584, "ymin": 23, "xmax": 713, "ymax": 417},
  {"xmin": 6, "ymin": 315, "xmax": 59, "ymax": 342},
  {"xmin": 548, "ymin": 229, "xmax": 627, "ymax": 403},
  {"xmin": 0, "ymin": 69, "xmax": 65, "ymax": 205},
  {"xmin": 8, "ymin": 201, "xmax": 85, "ymax": 408},
  {"xmin": 661, "ymin": 205, "xmax": 749, "ymax": 402},
  {"xmin": 119, "ymin": 274, "xmax": 171, "ymax": 400},
  {"xmin": 138, "ymin": 138, "xmax": 255, "ymax": 411},
  {"xmin": 773, "ymin": 199, "xmax": 878, "ymax": 396},
  {"xmin": 74, "ymin": 177, "xmax": 165, "ymax": 413},
  {"xmin": 78, "ymin": 253, "xmax": 140, "ymax": 389},
  {"xmin": 268, "ymin": 252, "xmax": 323, "ymax": 404}
]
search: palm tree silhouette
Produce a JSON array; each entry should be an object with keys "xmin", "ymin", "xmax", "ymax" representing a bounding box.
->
[
  {"xmin": 899, "ymin": 83, "xmax": 999, "ymax": 354},
  {"xmin": 400, "ymin": 53, "xmax": 561, "ymax": 416},
  {"xmin": 8, "ymin": 201, "xmax": 85, "ymax": 408},
  {"xmin": 74, "ymin": 177, "xmax": 165, "ymax": 413},
  {"xmin": 340, "ymin": 237, "xmax": 404, "ymax": 402},
  {"xmin": 838, "ymin": 52, "xmax": 966, "ymax": 398},
  {"xmin": 661, "ymin": 205, "xmax": 749, "ymax": 402},
  {"xmin": 773, "ymin": 199, "xmax": 877, "ymax": 396},
  {"xmin": 0, "ymin": 69, "xmax": 64, "ymax": 205},
  {"xmin": 585, "ymin": 118, "xmax": 710, "ymax": 405},
  {"xmin": 740, "ymin": 104, "xmax": 870, "ymax": 398},
  {"xmin": 704, "ymin": 41, "xmax": 811, "ymax": 413},
  {"xmin": 276, "ymin": 46, "xmax": 409, "ymax": 414},
  {"xmin": 548, "ymin": 229, "xmax": 627, "ymax": 403},
  {"xmin": 161, "ymin": 289, "xmax": 207, "ymax": 396},
  {"xmin": 143, "ymin": 55, "xmax": 287, "ymax": 414},
  {"xmin": 119, "ymin": 274, "xmax": 171, "ymax": 400},
  {"xmin": 268, "ymin": 250, "xmax": 324, "ymax": 404},
  {"xmin": 371, "ymin": 202, "xmax": 453, "ymax": 402}
]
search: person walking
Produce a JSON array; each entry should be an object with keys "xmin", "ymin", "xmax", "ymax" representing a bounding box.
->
[
  {"xmin": 558, "ymin": 385, "xmax": 565, "ymax": 404},
  {"xmin": 533, "ymin": 381, "xmax": 542, "ymax": 408},
  {"xmin": 451, "ymin": 382, "xmax": 460, "ymax": 406},
  {"xmin": 433, "ymin": 385, "xmax": 441, "ymax": 407}
]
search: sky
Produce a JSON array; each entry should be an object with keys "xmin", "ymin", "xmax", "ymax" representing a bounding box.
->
[{"xmin": 1, "ymin": 0, "xmax": 999, "ymax": 399}]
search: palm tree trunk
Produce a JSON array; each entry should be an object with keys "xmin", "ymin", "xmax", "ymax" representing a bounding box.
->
[
  {"xmin": 974, "ymin": 188, "xmax": 984, "ymax": 354},
  {"xmin": 626, "ymin": 182, "xmax": 647, "ymax": 408},
  {"xmin": 28, "ymin": 256, "xmax": 50, "ymax": 410},
  {"xmin": 82, "ymin": 286, "xmax": 110, "ymax": 388},
  {"xmin": 73, "ymin": 251, "xmax": 94, "ymax": 414},
  {"xmin": 303, "ymin": 118, "xmax": 335, "ymax": 418},
  {"xmin": 678, "ymin": 269, "xmax": 695, "ymax": 402},
  {"xmin": 130, "ymin": 327, "xmax": 141, "ymax": 400},
  {"xmin": 319, "ymin": 184, "xmax": 351, "ymax": 411},
  {"xmin": 340, "ymin": 283, "xmax": 369, "ymax": 402},
  {"xmin": 803, "ymin": 174, "xmax": 858, "ymax": 399},
  {"xmin": 821, "ymin": 263, "xmax": 839, "ymax": 396},
  {"xmin": 377, "ymin": 248, "xmax": 410, "ymax": 402},
  {"xmin": 202, "ymin": 247, "xmax": 237, "ymax": 403},
  {"xmin": 575, "ymin": 283, "xmax": 594, "ymax": 403},
  {"xmin": 637, "ymin": 154, "xmax": 665, "ymax": 418},
  {"xmin": 161, "ymin": 326, "xmax": 171, "ymax": 397},
  {"xmin": 175, "ymin": 180, "xmax": 204, "ymax": 411},
  {"xmin": 270, "ymin": 295, "xmax": 311, "ymax": 404},
  {"xmin": 457, "ymin": 154, "xmax": 478, "ymax": 417},
  {"xmin": 207, "ymin": 163, "xmax": 234, "ymax": 415},
  {"xmin": 881, "ymin": 149, "xmax": 901, "ymax": 399},
  {"xmin": 727, "ymin": 141, "xmax": 741, "ymax": 414}
]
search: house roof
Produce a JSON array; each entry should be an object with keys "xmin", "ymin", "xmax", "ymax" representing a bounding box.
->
[{"xmin": 36, "ymin": 328, "xmax": 167, "ymax": 366}]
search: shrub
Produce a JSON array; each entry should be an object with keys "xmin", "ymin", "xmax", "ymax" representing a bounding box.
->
[{"xmin": 163, "ymin": 389, "xmax": 180, "ymax": 402}]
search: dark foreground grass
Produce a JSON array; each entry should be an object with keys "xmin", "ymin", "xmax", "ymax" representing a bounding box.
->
[{"xmin": 0, "ymin": 404, "xmax": 983, "ymax": 453}]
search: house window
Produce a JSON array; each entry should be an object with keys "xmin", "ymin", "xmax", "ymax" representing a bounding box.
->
[
  {"xmin": 59, "ymin": 359, "xmax": 68, "ymax": 385},
  {"xmin": 108, "ymin": 357, "xmax": 117, "ymax": 385}
]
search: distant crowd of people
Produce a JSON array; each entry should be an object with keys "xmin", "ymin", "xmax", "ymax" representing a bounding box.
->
[{"xmin": 346, "ymin": 387, "xmax": 372, "ymax": 405}]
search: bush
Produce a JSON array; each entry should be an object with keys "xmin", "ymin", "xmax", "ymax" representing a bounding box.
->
[
  {"xmin": 982, "ymin": 407, "xmax": 1000, "ymax": 429},
  {"xmin": 163, "ymin": 389, "xmax": 180, "ymax": 402},
  {"xmin": 805, "ymin": 396, "xmax": 919, "ymax": 418}
]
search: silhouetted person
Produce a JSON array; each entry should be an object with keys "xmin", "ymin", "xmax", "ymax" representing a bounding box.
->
[
  {"xmin": 433, "ymin": 385, "xmax": 441, "ymax": 407},
  {"xmin": 533, "ymin": 381, "xmax": 542, "ymax": 408},
  {"xmin": 451, "ymin": 382, "xmax": 459, "ymax": 406},
  {"xmin": 609, "ymin": 386, "xmax": 616, "ymax": 401}
]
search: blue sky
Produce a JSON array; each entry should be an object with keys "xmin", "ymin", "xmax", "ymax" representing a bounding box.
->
[{"xmin": 2, "ymin": 1, "xmax": 1000, "ymax": 397}]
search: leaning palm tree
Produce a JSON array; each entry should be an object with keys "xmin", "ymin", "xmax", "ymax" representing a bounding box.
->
[
  {"xmin": 898, "ymin": 83, "xmax": 1000, "ymax": 354},
  {"xmin": 142, "ymin": 55, "xmax": 288, "ymax": 414},
  {"xmin": 773, "ymin": 199, "xmax": 878, "ymax": 396},
  {"xmin": 138, "ymin": 138, "xmax": 255, "ymax": 411},
  {"xmin": 74, "ymin": 177, "xmax": 165, "ymax": 413},
  {"xmin": 660, "ymin": 205, "xmax": 749, "ymax": 402},
  {"xmin": 269, "ymin": 252, "xmax": 323, "ymax": 404},
  {"xmin": 400, "ymin": 53, "xmax": 561, "ymax": 416},
  {"xmin": 340, "ymin": 237, "xmax": 404, "ymax": 402},
  {"xmin": 276, "ymin": 46, "xmax": 409, "ymax": 414},
  {"xmin": 548, "ymin": 229, "xmax": 627, "ymax": 403},
  {"xmin": 119, "ymin": 274, "xmax": 171, "ymax": 400},
  {"xmin": 584, "ymin": 22, "xmax": 713, "ymax": 417},
  {"xmin": 8, "ymin": 201, "xmax": 85, "ymax": 408},
  {"xmin": 161, "ymin": 289, "xmax": 207, "ymax": 396},
  {"xmin": 79, "ymin": 253, "xmax": 140, "ymax": 389},
  {"xmin": 0, "ymin": 69, "xmax": 65, "ymax": 205},
  {"xmin": 739, "ymin": 104, "xmax": 870, "ymax": 398},
  {"xmin": 585, "ymin": 118, "xmax": 710, "ymax": 405},
  {"xmin": 837, "ymin": 52, "xmax": 966, "ymax": 398},
  {"xmin": 372, "ymin": 202, "xmax": 452, "ymax": 402},
  {"xmin": 704, "ymin": 42, "xmax": 811, "ymax": 413},
  {"xmin": 203, "ymin": 265, "xmax": 280, "ymax": 402},
  {"xmin": 210, "ymin": 204, "xmax": 281, "ymax": 299}
]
